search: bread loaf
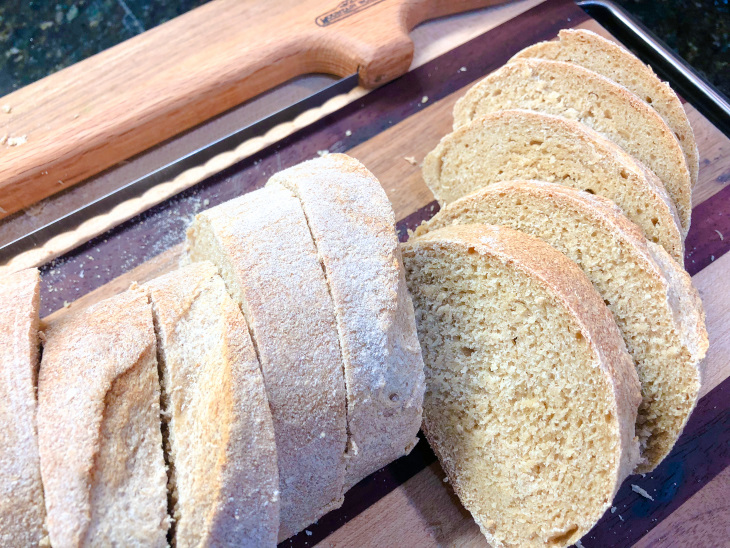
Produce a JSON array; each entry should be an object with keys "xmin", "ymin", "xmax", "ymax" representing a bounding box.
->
[
  {"xmin": 415, "ymin": 180, "xmax": 708, "ymax": 471},
  {"xmin": 0, "ymin": 268, "xmax": 46, "ymax": 546},
  {"xmin": 38, "ymin": 289, "xmax": 169, "ymax": 547},
  {"xmin": 453, "ymin": 58, "xmax": 692, "ymax": 232},
  {"xmin": 423, "ymin": 109, "xmax": 684, "ymax": 262},
  {"xmin": 145, "ymin": 261, "xmax": 280, "ymax": 546},
  {"xmin": 186, "ymin": 184, "xmax": 348, "ymax": 540},
  {"xmin": 268, "ymin": 154, "xmax": 425, "ymax": 491},
  {"xmin": 403, "ymin": 224, "xmax": 641, "ymax": 548},
  {"xmin": 512, "ymin": 29, "xmax": 699, "ymax": 188}
]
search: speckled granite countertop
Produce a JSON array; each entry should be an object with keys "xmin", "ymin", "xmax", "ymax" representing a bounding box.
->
[{"xmin": 1, "ymin": 0, "xmax": 727, "ymax": 97}]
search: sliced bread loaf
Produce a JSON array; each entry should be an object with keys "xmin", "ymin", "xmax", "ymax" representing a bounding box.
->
[
  {"xmin": 415, "ymin": 180, "xmax": 708, "ymax": 471},
  {"xmin": 0, "ymin": 268, "xmax": 46, "ymax": 546},
  {"xmin": 402, "ymin": 224, "xmax": 641, "ymax": 548},
  {"xmin": 423, "ymin": 109, "xmax": 684, "ymax": 262},
  {"xmin": 38, "ymin": 288, "xmax": 169, "ymax": 547},
  {"xmin": 452, "ymin": 58, "xmax": 692, "ymax": 232},
  {"xmin": 512, "ymin": 29, "xmax": 699, "ymax": 189},
  {"xmin": 267, "ymin": 154, "xmax": 425, "ymax": 491},
  {"xmin": 145, "ymin": 261, "xmax": 280, "ymax": 547},
  {"xmin": 185, "ymin": 184, "xmax": 347, "ymax": 540}
]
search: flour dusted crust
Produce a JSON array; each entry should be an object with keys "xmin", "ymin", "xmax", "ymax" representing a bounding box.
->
[
  {"xmin": 403, "ymin": 224, "xmax": 641, "ymax": 548},
  {"xmin": 145, "ymin": 261, "xmax": 280, "ymax": 546},
  {"xmin": 37, "ymin": 289, "xmax": 168, "ymax": 547},
  {"xmin": 512, "ymin": 29, "xmax": 699, "ymax": 189},
  {"xmin": 185, "ymin": 185, "xmax": 347, "ymax": 540},
  {"xmin": 0, "ymin": 268, "xmax": 46, "ymax": 546},
  {"xmin": 415, "ymin": 180, "xmax": 708, "ymax": 471},
  {"xmin": 453, "ymin": 59, "xmax": 693, "ymax": 232},
  {"xmin": 423, "ymin": 109, "xmax": 684, "ymax": 262},
  {"xmin": 268, "ymin": 154, "xmax": 425, "ymax": 490}
]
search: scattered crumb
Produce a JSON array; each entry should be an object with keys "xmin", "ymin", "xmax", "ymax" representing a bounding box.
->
[
  {"xmin": 611, "ymin": 506, "xmax": 617, "ymax": 513},
  {"xmin": 0, "ymin": 135, "xmax": 6, "ymax": 145},
  {"xmin": 711, "ymin": 255, "xmax": 715, "ymax": 261},
  {"xmin": 421, "ymin": 96, "xmax": 429, "ymax": 104},
  {"xmin": 631, "ymin": 484, "xmax": 654, "ymax": 501},
  {"xmin": 575, "ymin": 541, "xmax": 585, "ymax": 548},
  {"xmin": 618, "ymin": 514, "xmax": 624, "ymax": 522},
  {"xmin": 203, "ymin": 199, "xmax": 210, "ymax": 207},
  {"xmin": 317, "ymin": 150, "xmax": 329, "ymax": 157},
  {"xmin": 41, "ymin": 170, "xmax": 48, "ymax": 175},
  {"xmin": 63, "ymin": 301, "xmax": 71, "ymax": 308},
  {"xmin": 716, "ymin": 229, "xmax": 724, "ymax": 240},
  {"xmin": 2, "ymin": 104, "xmax": 11, "ymax": 114},
  {"xmin": 58, "ymin": 180, "xmax": 64, "ymax": 185},
  {"xmin": 459, "ymin": 66, "xmax": 467, "ymax": 72},
  {"xmin": 319, "ymin": 431, "xmax": 326, "ymax": 438},
  {"xmin": 442, "ymin": 476, "xmax": 449, "ymax": 483},
  {"xmin": 404, "ymin": 156, "xmax": 417, "ymax": 166},
  {"xmin": 345, "ymin": 129, "xmax": 352, "ymax": 137},
  {"xmin": 305, "ymin": 530, "xmax": 312, "ymax": 537},
  {"xmin": 40, "ymin": 21, "xmax": 54, "ymax": 31},
  {"xmin": 73, "ymin": 113, "xmax": 79, "ymax": 119},
  {"xmin": 7, "ymin": 135, "xmax": 27, "ymax": 147},
  {"xmin": 0, "ymin": 205, "xmax": 6, "ymax": 214}
]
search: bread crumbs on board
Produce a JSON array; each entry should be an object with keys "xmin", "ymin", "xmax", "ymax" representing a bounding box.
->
[{"xmin": 631, "ymin": 484, "xmax": 654, "ymax": 501}]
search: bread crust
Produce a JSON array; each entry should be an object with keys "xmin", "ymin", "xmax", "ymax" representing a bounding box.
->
[
  {"xmin": 145, "ymin": 261, "xmax": 280, "ymax": 546},
  {"xmin": 268, "ymin": 154, "xmax": 425, "ymax": 491},
  {"xmin": 38, "ymin": 289, "xmax": 169, "ymax": 548},
  {"xmin": 453, "ymin": 58, "xmax": 692, "ymax": 232},
  {"xmin": 404, "ymin": 224, "xmax": 641, "ymax": 547},
  {"xmin": 512, "ymin": 29, "xmax": 699, "ymax": 189},
  {"xmin": 186, "ymin": 185, "xmax": 348, "ymax": 540},
  {"xmin": 0, "ymin": 268, "xmax": 46, "ymax": 547},
  {"xmin": 423, "ymin": 109, "xmax": 684, "ymax": 262},
  {"xmin": 415, "ymin": 180, "xmax": 707, "ymax": 470}
]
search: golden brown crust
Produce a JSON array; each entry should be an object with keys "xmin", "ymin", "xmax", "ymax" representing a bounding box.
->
[
  {"xmin": 0, "ymin": 268, "xmax": 46, "ymax": 547},
  {"xmin": 268, "ymin": 154, "xmax": 425, "ymax": 491},
  {"xmin": 452, "ymin": 59, "xmax": 692, "ymax": 232},
  {"xmin": 38, "ymin": 289, "xmax": 168, "ymax": 548},
  {"xmin": 512, "ymin": 29, "xmax": 699, "ymax": 189},
  {"xmin": 145, "ymin": 261, "xmax": 280, "ymax": 547}
]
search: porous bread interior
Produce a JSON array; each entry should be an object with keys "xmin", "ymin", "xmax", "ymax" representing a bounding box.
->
[
  {"xmin": 83, "ymin": 341, "xmax": 168, "ymax": 547},
  {"xmin": 424, "ymin": 110, "xmax": 684, "ymax": 262},
  {"xmin": 512, "ymin": 29, "xmax": 699, "ymax": 188},
  {"xmin": 151, "ymin": 274, "xmax": 234, "ymax": 547},
  {"xmin": 453, "ymin": 59, "xmax": 692, "ymax": 232},
  {"xmin": 403, "ymin": 242, "xmax": 620, "ymax": 548},
  {"xmin": 416, "ymin": 182, "xmax": 703, "ymax": 470}
]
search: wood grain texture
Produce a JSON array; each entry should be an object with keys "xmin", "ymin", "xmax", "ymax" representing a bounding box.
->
[
  {"xmin": 0, "ymin": 0, "xmax": 505, "ymax": 220},
  {"xmin": 27, "ymin": 1, "xmax": 730, "ymax": 545}
]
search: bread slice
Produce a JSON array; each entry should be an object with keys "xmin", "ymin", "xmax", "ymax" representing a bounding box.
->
[
  {"xmin": 38, "ymin": 289, "xmax": 169, "ymax": 547},
  {"xmin": 185, "ymin": 184, "xmax": 347, "ymax": 540},
  {"xmin": 267, "ymin": 154, "xmax": 425, "ymax": 491},
  {"xmin": 145, "ymin": 261, "xmax": 280, "ymax": 547},
  {"xmin": 415, "ymin": 180, "xmax": 708, "ymax": 471},
  {"xmin": 452, "ymin": 58, "xmax": 692, "ymax": 232},
  {"xmin": 0, "ymin": 268, "xmax": 46, "ymax": 546},
  {"xmin": 512, "ymin": 29, "xmax": 699, "ymax": 189},
  {"xmin": 423, "ymin": 109, "xmax": 684, "ymax": 263},
  {"xmin": 402, "ymin": 224, "xmax": 641, "ymax": 548}
]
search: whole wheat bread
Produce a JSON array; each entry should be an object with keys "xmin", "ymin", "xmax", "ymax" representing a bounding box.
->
[
  {"xmin": 415, "ymin": 180, "xmax": 708, "ymax": 471},
  {"xmin": 38, "ymin": 289, "xmax": 169, "ymax": 547},
  {"xmin": 403, "ymin": 224, "xmax": 641, "ymax": 548},
  {"xmin": 0, "ymin": 268, "xmax": 46, "ymax": 546},
  {"xmin": 453, "ymin": 59, "xmax": 692, "ymax": 232},
  {"xmin": 267, "ymin": 154, "xmax": 425, "ymax": 491},
  {"xmin": 185, "ymin": 184, "xmax": 348, "ymax": 540}
]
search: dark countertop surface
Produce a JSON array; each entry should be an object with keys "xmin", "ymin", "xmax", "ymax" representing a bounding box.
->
[{"xmin": 1, "ymin": 0, "xmax": 728, "ymax": 98}]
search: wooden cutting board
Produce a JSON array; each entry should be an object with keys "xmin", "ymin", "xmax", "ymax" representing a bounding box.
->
[{"xmin": 36, "ymin": 0, "xmax": 730, "ymax": 546}]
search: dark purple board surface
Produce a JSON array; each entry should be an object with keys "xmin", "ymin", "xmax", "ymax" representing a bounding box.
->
[{"xmin": 37, "ymin": 0, "xmax": 730, "ymax": 546}]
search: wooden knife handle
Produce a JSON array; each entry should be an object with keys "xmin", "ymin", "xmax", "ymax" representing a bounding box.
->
[{"xmin": 0, "ymin": 0, "xmax": 502, "ymax": 220}]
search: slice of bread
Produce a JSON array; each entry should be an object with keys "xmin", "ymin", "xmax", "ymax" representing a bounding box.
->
[
  {"xmin": 512, "ymin": 29, "xmax": 699, "ymax": 189},
  {"xmin": 453, "ymin": 58, "xmax": 692, "ymax": 232},
  {"xmin": 415, "ymin": 180, "xmax": 708, "ymax": 471},
  {"xmin": 267, "ymin": 154, "xmax": 425, "ymax": 491},
  {"xmin": 145, "ymin": 261, "xmax": 280, "ymax": 547},
  {"xmin": 0, "ymin": 268, "xmax": 46, "ymax": 546},
  {"xmin": 186, "ymin": 184, "xmax": 347, "ymax": 540},
  {"xmin": 38, "ymin": 289, "xmax": 169, "ymax": 547},
  {"xmin": 402, "ymin": 224, "xmax": 641, "ymax": 548},
  {"xmin": 423, "ymin": 109, "xmax": 684, "ymax": 263}
]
